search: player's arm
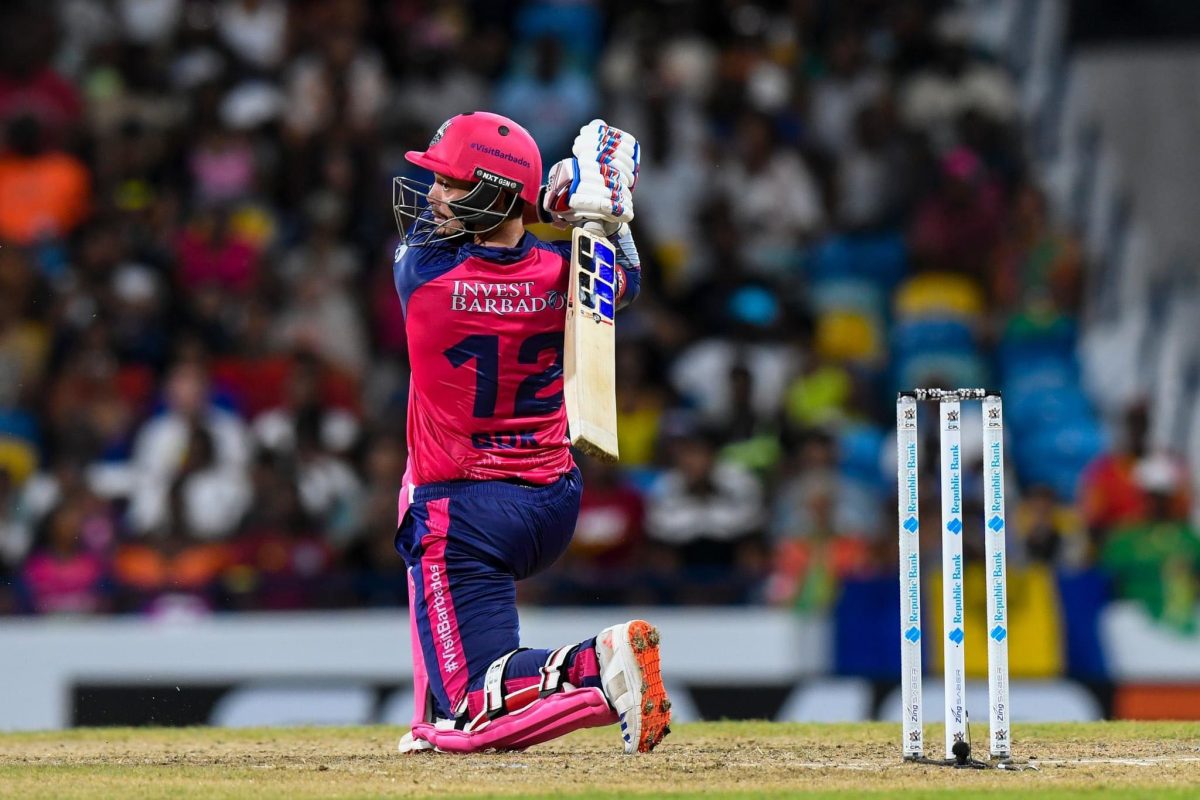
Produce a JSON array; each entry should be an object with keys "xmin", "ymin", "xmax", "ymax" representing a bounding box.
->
[
  {"xmin": 539, "ymin": 120, "xmax": 642, "ymax": 307},
  {"xmin": 605, "ymin": 222, "xmax": 641, "ymax": 309}
]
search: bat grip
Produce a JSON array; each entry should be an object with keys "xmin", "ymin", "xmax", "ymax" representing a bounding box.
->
[{"xmin": 581, "ymin": 220, "xmax": 609, "ymax": 236}]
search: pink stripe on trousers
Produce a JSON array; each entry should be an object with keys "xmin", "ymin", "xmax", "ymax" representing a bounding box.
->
[{"xmin": 421, "ymin": 498, "xmax": 470, "ymax": 712}]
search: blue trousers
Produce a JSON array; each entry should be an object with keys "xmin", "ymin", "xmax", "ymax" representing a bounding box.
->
[{"xmin": 396, "ymin": 469, "xmax": 601, "ymax": 720}]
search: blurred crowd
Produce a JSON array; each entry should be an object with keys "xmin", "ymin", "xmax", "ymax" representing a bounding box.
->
[{"xmin": 0, "ymin": 0, "xmax": 1196, "ymax": 627}]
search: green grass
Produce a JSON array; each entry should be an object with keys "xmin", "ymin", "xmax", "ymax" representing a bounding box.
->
[{"xmin": 2, "ymin": 721, "xmax": 1198, "ymax": 798}]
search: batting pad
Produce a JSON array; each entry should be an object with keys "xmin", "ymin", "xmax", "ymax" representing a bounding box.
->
[{"xmin": 407, "ymin": 686, "xmax": 616, "ymax": 753}]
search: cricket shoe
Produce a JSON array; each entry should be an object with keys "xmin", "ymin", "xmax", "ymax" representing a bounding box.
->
[
  {"xmin": 398, "ymin": 730, "xmax": 436, "ymax": 754},
  {"xmin": 398, "ymin": 718, "xmax": 457, "ymax": 754},
  {"xmin": 596, "ymin": 620, "xmax": 671, "ymax": 754}
]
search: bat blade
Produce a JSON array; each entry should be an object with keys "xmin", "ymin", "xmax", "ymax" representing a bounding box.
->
[{"xmin": 564, "ymin": 226, "xmax": 619, "ymax": 462}]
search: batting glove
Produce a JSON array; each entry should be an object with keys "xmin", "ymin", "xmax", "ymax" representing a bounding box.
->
[{"xmin": 541, "ymin": 157, "xmax": 634, "ymax": 236}]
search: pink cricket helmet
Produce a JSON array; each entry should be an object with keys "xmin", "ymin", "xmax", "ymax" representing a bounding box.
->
[{"xmin": 405, "ymin": 112, "xmax": 542, "ymax": 206}]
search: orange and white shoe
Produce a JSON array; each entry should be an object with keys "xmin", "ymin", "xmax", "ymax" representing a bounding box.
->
[{"xmin": 596, "ymin": 620, "xmax": 671, "ymax": 754}]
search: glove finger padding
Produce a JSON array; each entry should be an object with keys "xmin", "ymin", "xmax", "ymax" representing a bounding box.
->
[
  {"xmin": 573, "ymin": 119, "xmax": 640, "ymax": 191},
  {"xmin": 568, "ymin": 167, "xmax": 634, "ymax": 224}
]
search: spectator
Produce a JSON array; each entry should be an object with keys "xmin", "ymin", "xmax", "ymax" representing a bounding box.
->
[
  {"xmin": 782, "ymin": 356, "xmax": 855, "ymax": 432},
  {"xmin": 290, "ymin": 409, "xmax": 363, "ymax": 546},
  {"xmin": 620, "ymin": 95, "xmax": 709, "ymax": 291},
  {"xmin": 614, "ymin": 342, "xmax": 670, "ymax": 468},
  {"xmin": 139, "ymin": 421, "xmax": 251, "ymax": 540},
  {"xmin": 128, "ymin": 361, "xmax": 252, "ymax": 537},
  {"xmin": 645, "ymin": 428, "xmax": 765, "ymax": 602},
  {"xmin": 765, "ymin": 530, "xmax": 873, "ymax": 611},
  {"xmin": 187, "ymin": 126, "xmax": 259, "ymax": 206},
  {"xmin": 44, "ymin": 321, "xmax": 137, "ymax": 463},
  {"xmin": 716, "ymin": 364, "xmax": 784, "ymax": 476},
  {"xmin": 215, "ymin": 0, "xmax": 289, "ymax": 73},
  {"xmin": 109, "ymin": 263, "xmax": 171, "ymax": 370},
  {"xmin": 809, "ymin": 27, "xmax": 887, "ymax": 158},
  {"xmin": 271, "ymin": 269, "xmax": 370, "ymax": 378},
  {"xmin": 393, "ymin": 44, "xmax": 489, "ymax": 133},
  {"xmin": 231, "ymin": 456, "xmax": 335, "ymax": 611},
  {"xmin": 910, "ymin": 146, "xmax": 1005, "ymax": 275},
  {"xmin": 115, "ymin": 0, "xmax": 182, "ymax": 48},
  {"xmin": 1101, "ymin": 454, "xmax": 1200, "ymax": 632},
  {"xmin": 341, "ymin": 433, "xmax": 408, "ymax": 607},
  {"xmin": 0, "ymin": 4, "xmax": 83, "ymax": 135},
  {"xmin": 175, "ymin": 203, "xmax": 260, "ymax": 295},
  {"xmin": 833, "ymin": 94, "xmax": 915, "ymax": 230},
  {"xmin": 494, "ymin": 35, "xmax": 597, "ymax": 160},
  {"xmin": 1080, "ymin": 402, "xmax": 1191, "ymax": 542},
  {"xmin": 20, "ymin": 498, "xmax": 112, "ymax": 614},
  {"xmin": 991, "ymin": 182, "xmax": 1084, "ymax": 317},
  {"xmin": 771, "ymin": 429, "xmax": 881, "ymax": 544},
  {"xmin": 278, "ymin": 191, "xmax": 359, "ymax": 286},
  {"xmin": 0, "ymin": 246, "xmax": 50, "ymax": 408},
  {"xmin": 669, "ymin": 282, "xmax": 800, "ymax": 426},
  {"xmin": 0, "ymin": 466, "xmax": 35, "ymax": 572},
  {"xmin": 0, "ymin": 115, "xmax": 91, "ymax": 245},
  {"xmin": 253, "ymin": 351, "xmax": 359, "ymax": 456},
  {"xmin": 897, "ymin": 15, "xmax": 1017, "ymax": 149},
  {"xmin": 542, "ymin": 456, "xmax": 647, "ymax": 605},
  {"xmin": 282, "ymin": 30, "xmax": 388, "ymax": 143},
  {"xmin": 717, "ymin": 111, "xmax": 826, "ymax": 275},
  {"xmin": 112, "ymin": 483, "xmax": 236, "ymax": 615}
]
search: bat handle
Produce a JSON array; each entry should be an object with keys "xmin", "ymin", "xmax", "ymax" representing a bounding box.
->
[{"xmin": 581, "ymin": 220, "xmax": 609, "ymax": 236}]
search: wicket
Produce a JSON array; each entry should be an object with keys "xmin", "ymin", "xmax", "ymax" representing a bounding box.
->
[{"xmin": 897, "ymin": 388, "xmax": 1011, "ymax": 765}]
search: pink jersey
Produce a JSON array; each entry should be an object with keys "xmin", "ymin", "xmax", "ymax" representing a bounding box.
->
[{"xmin": 394, "ymin": 233, "xmax": 575, "ymax": 487}]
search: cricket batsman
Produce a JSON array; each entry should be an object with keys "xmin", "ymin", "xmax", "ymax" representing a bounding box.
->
[{"xmin": 390, "ymin": 111, "xmax": 670, "ymax": 753}]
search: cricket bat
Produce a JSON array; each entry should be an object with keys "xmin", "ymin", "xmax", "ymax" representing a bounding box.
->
[{"xmin": 564, "ymin": 225, "xmax": 619, "ymax": 462}]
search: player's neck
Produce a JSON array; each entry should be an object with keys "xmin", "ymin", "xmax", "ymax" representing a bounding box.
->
[{"xmin": 473, "ymin": 218, "xmax": 525, "ymax": 249}]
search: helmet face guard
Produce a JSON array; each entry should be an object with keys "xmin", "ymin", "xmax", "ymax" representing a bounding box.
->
[{"xmin": 392, "ymin": 168, "xmax": 523, "ymax": 246}]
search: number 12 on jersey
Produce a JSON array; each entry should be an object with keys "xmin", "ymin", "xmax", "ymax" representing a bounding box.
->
[{"xmin": 564, "ymin": 226, "xmax": 619, "ymax": 462}]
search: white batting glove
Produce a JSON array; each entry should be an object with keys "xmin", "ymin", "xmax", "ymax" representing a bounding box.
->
[
  {"xmin": 573, "ymin": 119, "xmax": 640, "ymax": 190},
  {"xmin": 541, "ymin": 157, "xmax": 634, "ymax": 236}
]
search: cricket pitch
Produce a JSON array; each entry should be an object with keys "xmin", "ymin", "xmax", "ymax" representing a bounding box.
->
[{"xmin": 2, "ymin": 721, "xmax": 1199, "ymax": 798}]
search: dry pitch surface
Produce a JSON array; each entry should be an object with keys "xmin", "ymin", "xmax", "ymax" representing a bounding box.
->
[{"xmin": 2, "ymin": 721, "xmax": 1199, "ymax": 799}]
